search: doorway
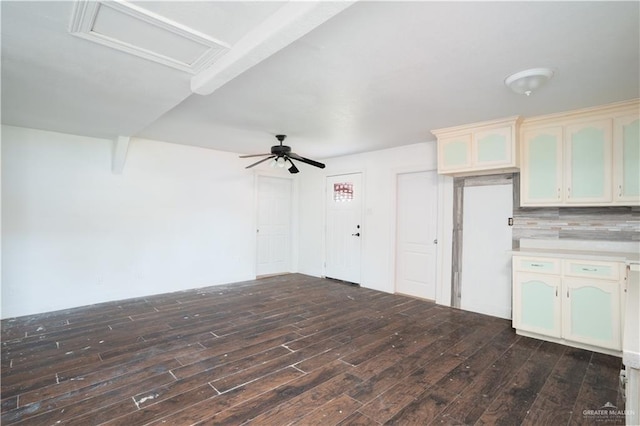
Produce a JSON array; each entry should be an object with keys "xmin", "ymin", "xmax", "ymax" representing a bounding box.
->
[
  {"xmin": 325, "ymin": 173, "xmax": 363, "ymax": 284},
  {"xmin": 256, "ymin": 175, "xmax": 293, "ymax": 277},
  {"xmin": 395, "ymin": 170, "xmax": 438, "ymax": 300},
  {"xmin": 459, "ymin": 180, "xmax": 513, "ymax": 319}
]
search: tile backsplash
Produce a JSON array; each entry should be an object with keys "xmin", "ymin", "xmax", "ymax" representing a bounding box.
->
[
  {"xmin": 512, "ymin": 206, "xmax": 640, "ymax": 243},
  {"xmin": 511, "ymin": 173, "xmax": 640, "ymax": 244}
]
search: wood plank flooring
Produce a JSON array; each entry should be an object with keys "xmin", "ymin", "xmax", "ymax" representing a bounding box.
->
[{"xmin": 1, "ymin": 274, "xmax": 626, "ymax": 425}]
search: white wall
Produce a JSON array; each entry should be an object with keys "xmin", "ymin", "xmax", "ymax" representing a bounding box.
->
[
  {"xmin": 297, "ymin": 142, "xmax": 454, "ymax": 305},
  {"xmin": 0, "ymin": 133, "xmax": 2, "ymax": 314},
  {"xmin": 1, "ymin": 125, "xmax": 257, "ymax": 318},
  {"xmin": 1, "ymin": 126, "xmax": 453, "ymax": 318}
]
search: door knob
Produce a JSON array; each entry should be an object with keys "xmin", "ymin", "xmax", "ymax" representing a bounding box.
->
[{"xmin": 352, "ymin": 232, "xmax": 360, "ymax": 237}]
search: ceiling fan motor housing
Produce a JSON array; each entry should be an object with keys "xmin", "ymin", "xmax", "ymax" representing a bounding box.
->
[{"xmin": 271, "ymin": 145, "xmax": 291, "ymax": 156}]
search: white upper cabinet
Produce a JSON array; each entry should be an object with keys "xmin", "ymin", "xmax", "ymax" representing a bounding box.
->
[
  {"xmin": 613, "ymin": 114, "xmax": 640, "ymax": 203},
  {"xmin": 564, "ymin": 119, "xmax": 613, "ymax": 204},
  {"xmin": 473, "ymin": 125, "xmax": 515, "ymax": 168},
  {"xmin": 520, "ymin": 99, "xmax": 639, "ymax": 207},
  {"xmin": 521, "ymin": 126, "xmax": 563, "ymax": 204},
  {"xmin": 433, "ymin": 117, "xmax": 521, "ymax": 176},
  {"xmin": 439, "ymin": 134, "xmax": 472, "ymax": 172}
]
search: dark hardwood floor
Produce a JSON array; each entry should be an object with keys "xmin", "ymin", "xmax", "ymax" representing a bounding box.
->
[{"xmin": 1, "ymin": 274, "xmax": 625, "ymax": 425}]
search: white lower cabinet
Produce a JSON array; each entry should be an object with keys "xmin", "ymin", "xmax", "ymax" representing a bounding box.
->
[
  {"xmin": 513, "ymin": 271, "xmax": 562, "ymax": 338},
  {"xmin": 562, "ymin": 278, "xmax": 621, "ymax": 350},
  {"xmin": 513, "ymin": 256, "xmax": 625, "ymax": 354}
]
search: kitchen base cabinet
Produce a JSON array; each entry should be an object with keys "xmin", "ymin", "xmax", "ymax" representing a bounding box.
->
[
  {"xmin": 513, "ymin": 272, "xmax": 561, "ymax": 338},
  {"xmin": 513, "ymin": 256, "xmax": 625, "ymax": 356},
  {"xmin": 562, "ymin": 278, "xmax": 620, "ymax": 350}
]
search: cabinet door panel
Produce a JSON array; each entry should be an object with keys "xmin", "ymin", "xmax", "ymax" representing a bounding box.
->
[
  {"xmin": 521, "ymin": 127, "xmax": 563, "ymax": 205},
  {"xmin": 565, "ymin": 120, "xmax": 612, "ymax": 203},
  {"xmin": 474, "ymin": 126, "xmax": 513, "ymax": 167},
  {"xmin": 439, "ymin": 135, "xmax": 471, "ymax": 172},
  {"xmin": 513, "ymin": 272, "xmax": 561, "ymax": 337},
  {"xmin": 614, "ymin": 115, "xmax": 640, "ymax": 203},
  {"xmin": 562, "ymin": 278, "xmax": 620, "ymax": 350}
]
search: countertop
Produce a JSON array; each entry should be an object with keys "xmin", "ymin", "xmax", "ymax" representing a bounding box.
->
[
  {"xmin": 511, "ymin": 247, "xmax": 640, "ymax": 263},
  {"xmin": 511, "ymin": 239, "xmax": 640, "ymax": 264}
]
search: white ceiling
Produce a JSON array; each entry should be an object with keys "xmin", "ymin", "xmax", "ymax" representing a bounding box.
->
[{"xmin": 2, "ymin": 1, "xmax": 639, "ymax": 160}]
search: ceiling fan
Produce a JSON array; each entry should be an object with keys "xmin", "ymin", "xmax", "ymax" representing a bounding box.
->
[{"xmin": 239, "ymin": 135, "xmax": 325, "ymax": 174}]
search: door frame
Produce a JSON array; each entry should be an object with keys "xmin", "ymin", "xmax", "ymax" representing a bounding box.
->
[
  {"xmin": 390, "ymin": 166, "xmax": 440, "ymax": 300},
  {"xmin": 323, "ymin": 171, "xmax": 365, "ymax": 282},
  {"xmin": 253, "ymin": 170, "xmax": 298, "ymax": 278},
  {"xmin": 451, "ymin": 173, "xmax": 516, "ymax": 308}
]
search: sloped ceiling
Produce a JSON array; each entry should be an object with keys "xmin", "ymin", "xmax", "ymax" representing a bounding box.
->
[{"xmin": 2, "ymin": 1, "xmax": 639, "ymax": 159}]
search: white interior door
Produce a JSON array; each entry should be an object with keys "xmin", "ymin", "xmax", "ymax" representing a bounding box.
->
[
  {"xmin": 395, "ymin": 171, "xmax": 438, "ymax": 300},
  {"xmin": 460, "ymin": 183, "xmax": 513, "ymax": 319},
  {"xmin": 325, "ymin": 173, "xmax": 362, "ymax": 284},
  {"xmin": 256, "ymin": 176, "xmax": 292, "ymax": 276}
]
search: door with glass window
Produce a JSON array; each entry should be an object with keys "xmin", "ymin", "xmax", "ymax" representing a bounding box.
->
[{"xmin": 325, "ymin": 173, "xmax": 362, "ymax": 284}]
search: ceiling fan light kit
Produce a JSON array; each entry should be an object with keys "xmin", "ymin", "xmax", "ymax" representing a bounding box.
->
[
  {"xmin": 273, "ymin": 157, "xmax": 287, "ymax": 168},
  {"xmin": 505, "ymin": 67, "xmax": 554, "ymax": 96},
  {"xmin": 240, "ymin": 134, "xmax": 325, "ymax": 174}
]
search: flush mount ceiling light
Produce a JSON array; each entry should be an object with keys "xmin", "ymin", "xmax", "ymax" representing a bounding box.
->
[{"xmin": 505, "ymin": 68, "xmax": 554, "ymax": 96}]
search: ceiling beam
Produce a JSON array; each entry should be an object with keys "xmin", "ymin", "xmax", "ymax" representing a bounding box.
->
[
  {"xmin": 190, "ymin": 1, "xmax": 356, "ymax": 96},
  {"xmin": 112, "ymin": 136, "xmax": 131, "ymax": 174}
]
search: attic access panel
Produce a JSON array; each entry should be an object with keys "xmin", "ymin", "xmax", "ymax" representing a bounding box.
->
[{"xmin": 69, "ymin": 0, "xmax": 229, "ymax": 73}]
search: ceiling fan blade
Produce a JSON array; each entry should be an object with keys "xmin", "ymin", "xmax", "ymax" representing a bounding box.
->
[
  {"xmin": 289, "ymin": 152, "xmax": 325, "ymax": 169},
  {"xmin": 239, "ymin": 153, "xmax": 270, "ymax": 158},
  {"xmin": 246, "ymin": 155, "xmax": 275, "ymax": 169},
  {"xmin": 287, "ymin": 158, "xmax": 299, "ymax": 174}
]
